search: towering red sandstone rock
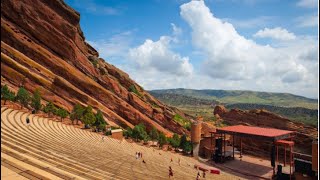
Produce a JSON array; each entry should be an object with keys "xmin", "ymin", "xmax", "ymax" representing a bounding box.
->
[{"xmin": 1, "ymin": 0, "xmax": 189, "ymax": 136}]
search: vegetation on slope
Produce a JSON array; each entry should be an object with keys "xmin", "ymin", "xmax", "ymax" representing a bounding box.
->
[
  {"xmin": 150, "ymin": 89, "xmax": 318, "ymax": 109},
  {"xmin": 150, "ymin": 89, "xmax": 318, "ymax": 127}
]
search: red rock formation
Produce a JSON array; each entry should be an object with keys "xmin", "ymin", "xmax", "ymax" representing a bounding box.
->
[
  {"xmin": 1, "ymin": 0, "xmax": 189, "ymax": 136},
  {"xmin": 214, "ymin": 106, "xmax": 317, "ymax": 156}
]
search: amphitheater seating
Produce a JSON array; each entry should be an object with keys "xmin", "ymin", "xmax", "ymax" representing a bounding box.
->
[{"xmin": 1, "ymin": 107, "xmax": 237, "ymax": 179}]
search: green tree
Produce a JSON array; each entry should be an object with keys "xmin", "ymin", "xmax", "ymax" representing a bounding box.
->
[
  {"xmin": 70, "ymin": 104, "xmax": 84, "ymax": 125},
  {"xmin": 179, "ymin": 134, "xmax": 187, "ymax": 149},
  {"xmin": 16, "ymin": 87, "xmax": 31, "ymax": 109},
  {"xmin": 132, "ymin": 123, "xmax": 148, "ymax": 141},
  {"xmin": 158, "ymin": 132, "xmax": 167, "ymax": 148},
  {"xmin": 169, "ymin": 133, "xmax": 181, "ymax": 150},
  {"xmin": 149, "ymin": 127, "xmax": 159, "ymax": 140},
  {"xmin": 43, "ymin": 101, "xmax": 57, "ymax": 117},
  {"xmin": 124, "ymin": 127, "xmax": 133, "ymax": 138},
  {"xmin": 1, "ymin": 85, "xmax": 15, "ymax": 105},
  {"xmin": 81, "ymin": 111, "xmax": 96, "ymax": 128},
  {"xmin": 94, "ymin": 110, "xmax": 107, "ymax": 131},
  {"xmin": 183, "ymin": 141, "xmax": 192, "ymax": 153},
  {"xmin": 56, "ymin": 108, "xmax": 68, "ymax": 122},
  {"xmin": 31, "ymin": 89, "xmax": 41, "ymax": 112}
]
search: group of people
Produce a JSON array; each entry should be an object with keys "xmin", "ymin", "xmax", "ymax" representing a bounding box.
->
[
  {"xmin": 169, "ymin": 166, "xmax": 206, "ymax": 179},
  {"xmin": 135, "ymin": 152, "xmax": 143, "ymax": 159}
]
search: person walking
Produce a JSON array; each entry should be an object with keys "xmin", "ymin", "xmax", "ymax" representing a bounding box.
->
[
  {"xmin": 178, "ymin": 158, "xmax": 181, "ymax": 166},
  {"xmin": 136, "ymin": 152, "xmax": 138, "ymax": 159},
  {"xmin": 196, "ymin": 172, "xmax": 201, "ymax": 180},
  {"xmin": 169, "ymin": 166, "xmax": 173, "ymax": 179},
  {"xmin": 101, "ymin": 136, "xmax": 104, "ymax": 142},
  {"xmin": 170, "ymin": 157, "xmax": 173, "ymax": 163},
  {"xmin": 202, "ymin": 171, "xmax": 206, "ymax": 178},
  {"xmin": 140, "ymin": 152, "xmax": 142, "ymax": 158}
]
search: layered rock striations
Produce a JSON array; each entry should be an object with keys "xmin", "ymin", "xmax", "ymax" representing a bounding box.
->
[{"xmin": 1, "ymin": 0, "xmax": 189, "ymax": 136}]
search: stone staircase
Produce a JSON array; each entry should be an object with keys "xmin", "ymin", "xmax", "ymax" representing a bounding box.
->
[{"xmin": 1, "ymin": 107, "xmax": 237, "ymax": 179}]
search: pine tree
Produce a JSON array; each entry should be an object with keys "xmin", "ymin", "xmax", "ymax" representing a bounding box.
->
[
  {"xmin": 31, "ymin": 89, "xmax": 41, "ymax": 112},
  {"xmin": 1, "ymin": 85, "xmax": 15, "ymax": 105},
  {"xmin": 16, "ymin": 87, "xmax": 31, "ymax": 109}
]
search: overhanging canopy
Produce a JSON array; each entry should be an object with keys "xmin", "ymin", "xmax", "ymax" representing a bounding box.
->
[{"xmin": 216, "ymin": 125, "xmax": 295, "ymax": 141}]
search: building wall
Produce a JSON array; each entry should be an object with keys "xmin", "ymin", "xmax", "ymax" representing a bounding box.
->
[
  {"xmin": 111, "ymin": 131, "xmax": 123, "ymax": 140},
  {"xmin": 199, "ymin": 137, "xmax": 215, "ymax": 158},
  {"xmin": 191, "ymin": 122, "xmax": 201, "ymax": 143}
]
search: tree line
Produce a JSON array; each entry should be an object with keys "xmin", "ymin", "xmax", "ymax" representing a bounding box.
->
[
  {"xmin": 124, "ymin": 123, "xmax": 192, "ymax": 153},
  {"xmin": 1, "ymin": 84, "xmax": 108, "ymax": 131}
]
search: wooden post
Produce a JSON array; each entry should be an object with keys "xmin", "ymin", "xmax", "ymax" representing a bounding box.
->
[
  {"xmin": 284, "ymin": 145, "xmax": 286, "ymax": 167},
  {"xmin": 240, "ymin": 137, "xmax": 242, "ymax": 158},
  {"xmin": 224, "ymin": 133, "xmax": 226, "ymax": 160},
  {"xmin": 232, "ymin": 134, "xmax": 235, "ymax": 159},
  {"xmin": 276, "ymin": 145, "xmax": 279, "ymax": 165}
]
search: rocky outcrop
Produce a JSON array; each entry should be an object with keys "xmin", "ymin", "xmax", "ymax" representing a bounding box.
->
[
  {"xmin": 214, "ymin": 106, "xmax": 317, "ymax": 156},
  {"xmin": 1, "ymin": 0, "xmax": 189, "ymax": 136}
]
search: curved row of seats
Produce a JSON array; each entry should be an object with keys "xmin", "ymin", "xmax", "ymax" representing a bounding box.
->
[{"xmin": 1, "ymin": 107, "xmax": 238, "ymax": 179}]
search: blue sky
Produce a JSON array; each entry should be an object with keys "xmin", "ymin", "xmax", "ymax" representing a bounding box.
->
[{"xmin": 65, "ymin": 0, "xmax": 318, "ymax": 98}]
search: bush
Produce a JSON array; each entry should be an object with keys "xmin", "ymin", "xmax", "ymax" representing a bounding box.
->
[
  {"xmin": 1, "ymin": 85, "xmax": 15, "ymax": 105},
  {"xmin": 31, "ymin": 89, "xmax": 41, "ymax": 112},
  {"xmin": 81, "ymin": 106, "xmax": 96, "ymax": 127},
  {"xmin": 94, "ymin": 110, "xmax": 107, "ymax": 131},
  {"xmin": 43, "ymin": 101, "xmax": 57, "ymax": 116},
  {"xmin": 158, "ymin": 132, "xmax": 167, "ymax": 148},
  {"xmin": 123, "ymin": 127, "xmax": 132, "ymax": 138},
  {"xmin": 169, "ymin": 133, "xmax": 181, "ymax": 150},
  {"xmin": 128, "ymin": 85, "xmax": 142, "ymax": 97},
  {"xmin": 16, "ymin": 87, "xmax": 31, "ymax": 109},
  {"xmin": 132, "ymin": 123, "xmax": 148, "ymax": 141},
  {"xmin": 56, "ymin": 108, "xmax": 69, "ymax": 121},
  {"xmin": 149, "ymin": 127, "xmax": 159, "ymax": 140},
  {"xmin": 70, "ymin": 104, "xmax": 84, "ymax": 125},
  {"xmin": 183, "ymin": 141, "xmax": 192, "ymax": 153}
]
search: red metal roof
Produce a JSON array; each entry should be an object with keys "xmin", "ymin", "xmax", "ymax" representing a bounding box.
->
[
  {"xmin": 217, "ymin": 125, "xmax": 294, "ymax": 139},
  {"xmin": 275, "ymin": 140, "xmax": 294, "ymax": 146}
]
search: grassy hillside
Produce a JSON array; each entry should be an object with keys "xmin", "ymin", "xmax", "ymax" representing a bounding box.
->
[
  {"xmin": 150, "ymin": 89, "xmax": 318, "ymax": 109},
  {"xmin": 150, "ymin": 89, "xmax": 318, "ymax": 127}
]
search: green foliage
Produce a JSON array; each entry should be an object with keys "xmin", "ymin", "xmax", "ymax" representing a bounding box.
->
[
  {"xmin": 105, "ymin": 130, "xmax": 112, "ymax": 136},
  {"xmin": 82, "ymin": 112, "xmax": 96, "ymax": 127},
  {"xmin": 94, "ymin": 110, "xmax": 107, "ymax": 131},
  {"xmin": 81, "ymin": 106, "xmax": 96, "ymax": 127},
  {"xmin": 158, "ymin": 132, "xmax": 167, "ymax": 148},
  {"xmin": 149, "ymin": 127, "xmax": 159, "ymax": 140},
  {"xmin": 132, "ymin": 123, "xmax": 148, "ymax": 141},
  {"xmin": 179, "ymin": 134, "xmax": 187, "ymax": 149},
  {"xmin": 56, "ymin": 108, "xmax": 68, "ymax": 121},
  {"xmin": 123, "ymin": 127, "xmax": 132, "ymax": 138},
  {"xmin": 31, "ymin": 89, "xmax": 41, "ymax": 112},
  {"xmin": 16, "ymin": 87, "xmax": 31, "ymax": 108},
  {"xmin": 182, "ymin": 141, "xmax": 192, "ymax": 153},
  {"xmin": 128, "ymin": 85, "xmax": 142, "ymax": 97},
  {"xmin": 70, "ymin": 104, "xmax": 85, "ymax": 125},
  {"xmin": 1, "ymin": 85, "xmax": 15, "ymax": 104},
  {"xmin": 43, "ymin": 101, "xmax": 57, "ymax": 116},
  {"xmin": 169, "ymin": 133, "xmax": 181, "ymax": 149}
]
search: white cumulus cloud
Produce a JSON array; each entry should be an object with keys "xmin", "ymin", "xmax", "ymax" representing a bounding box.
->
[
  {"xmin": 128, "ymin": 36, "xmax": 193, "ymax": 76},
  {"xmin": 179, "ymin": 0, "xmax": 318, "ymax": 96},
  {"xmin": 253, "ymin": 27, "xmax": 296, "ymax": 41}
]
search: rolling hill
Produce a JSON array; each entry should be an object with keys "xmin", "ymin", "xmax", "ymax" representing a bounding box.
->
[{"xmin": 150, "ymin": 89, "xmax": 318, "ymax": 126}]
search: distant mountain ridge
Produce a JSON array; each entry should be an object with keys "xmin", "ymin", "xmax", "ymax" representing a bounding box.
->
[{"xmin": 150, "ymin": 88, "xmax": 318, "ymax": 109}]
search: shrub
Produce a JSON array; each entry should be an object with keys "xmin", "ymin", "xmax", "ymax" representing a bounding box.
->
[
  {"xmin": 169, "ymin": 133, "xmax": 181, "ymax": 150},
  {"xmin": 1, "ymin": 85, "xmax": 15, "ymax": 105},
  {"xmin": 43, "ymin": 101, "xmax": 57, "ymax": 116},
  {"xmin": 56, "ymin": 108, "xmax": 69, "ymax": 121},
  {"xmin": 16, "ymin": 87, "xmax": 31, "ymax": 109},
  {"xmin": 149, "ymin": 127, "xmax": 159, "ymax": 140},
  {"xmin": 81, "ymin": 106, "xmax": 96, "ymax": 127},
  {"xmin": 158, "ymin": 132, "xmax": 167, "ymax": 148},
  {"xmin": 132, "ymin": 123, "xmax": 148, "ymax": 141},
  {"xmin": 70, "ymin": 104, "xmax": 84, "ymax": 125},
  {"xmin": 123, "ymin": 127, "xmax": 132, "ymax": 138},
  {"xmin": 128, "ymin": 85, "xmax": 142, "ymax": 97},
  {"xmin": 31, "ymin": 89, "xmax": 41, "ymax": 112},
  {"xmin": 94, "ymin": 110, "xmax": 107, "ymax": 131}
]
